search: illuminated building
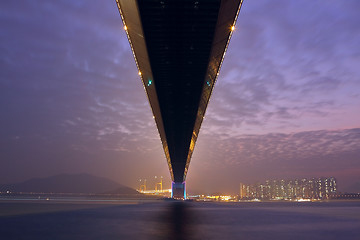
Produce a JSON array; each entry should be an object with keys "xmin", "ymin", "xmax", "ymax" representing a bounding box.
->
[
  {"xmin": 239, "ymin": 183, "xmax": 246, "ymax": 199},
  {"xmin": 239, "ymin": 177, "xmax": 337, "ymax": 200}
]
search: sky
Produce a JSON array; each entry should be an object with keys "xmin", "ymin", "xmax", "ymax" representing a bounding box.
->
[{"xmin": 1, "ymin": 0, "xmax": 359, "ymax": 194}]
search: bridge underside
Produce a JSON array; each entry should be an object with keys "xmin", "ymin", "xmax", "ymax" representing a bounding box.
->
[{"xmin": 116, "ymin": 0, "xmax": 243, "ymax": 197}]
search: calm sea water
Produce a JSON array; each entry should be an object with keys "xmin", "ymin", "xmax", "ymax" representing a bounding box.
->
[{"xmin": 0, "ymin": 199, "xmax": 359, "ymax": 240}]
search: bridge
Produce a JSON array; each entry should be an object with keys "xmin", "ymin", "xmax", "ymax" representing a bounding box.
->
[{"xmin": 116, "ymin": 0, "xmax": 243, "ymax": 199}]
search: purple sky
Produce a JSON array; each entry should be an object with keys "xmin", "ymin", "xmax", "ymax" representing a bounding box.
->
[{"xmin": 1, "ymin": 0, "xmax": 359, "ymax": 194}]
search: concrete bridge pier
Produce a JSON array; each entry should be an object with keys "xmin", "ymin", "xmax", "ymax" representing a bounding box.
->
[{"xmin": 172, "ymin": 182, "xmax": 186, "ymax": 200}]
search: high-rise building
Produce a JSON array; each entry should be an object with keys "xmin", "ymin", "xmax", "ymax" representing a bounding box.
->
[{"xmin": 239, "ymin": 177, "xmax": 337, "ymax": 200}]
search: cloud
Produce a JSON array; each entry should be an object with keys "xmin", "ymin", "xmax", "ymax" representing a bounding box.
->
[
  {"xmin": 0, "ymin": 0, "xmax": 158, "ymax": 150},
  {"xmin": 195, "ymin": 128, "xmax": 360, "ymax": 171},
  {"xmin": 205, "ymin": 0, "xmax": 360, "ymax": 135},
  {"xmin": 187, "ymin": 128, "xmax": 360, "ymax": 192}
]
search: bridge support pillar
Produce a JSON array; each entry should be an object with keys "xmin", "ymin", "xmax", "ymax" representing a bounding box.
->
[{"xmin": 171, "ymin": 182, "xmax": 186, "ymax": 199}]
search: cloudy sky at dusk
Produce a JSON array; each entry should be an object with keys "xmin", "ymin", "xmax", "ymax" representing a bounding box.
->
[{"xmin": 1, "ymin": 0, "xmax": 359, "ymax": 194}]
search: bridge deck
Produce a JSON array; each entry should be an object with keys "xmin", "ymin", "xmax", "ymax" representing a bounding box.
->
[{"xmin": 116, "ymin": 0, "xmax": 243, "ymax": 186}]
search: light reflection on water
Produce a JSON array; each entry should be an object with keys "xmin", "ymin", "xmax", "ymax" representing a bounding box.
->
[
  {"xmin": 148, "ymin": 201, "xmax": 360, "ymax": 240},
  {"xmin": 0, "ymin": 199, "xmax": 359, "ymax": 240},
  {"xmin": 151, "ymin": 202, "xmax": 200, "ymax": 240}
]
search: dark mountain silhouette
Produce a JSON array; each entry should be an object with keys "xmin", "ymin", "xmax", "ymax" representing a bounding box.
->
[{"xmin": 0, "ymin": 173, "xmax": 138, "ymax": 194}]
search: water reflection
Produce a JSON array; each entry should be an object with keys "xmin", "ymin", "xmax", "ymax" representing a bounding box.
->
[
  {"xmin": 1, "ymin": 200, "xmax": 359, "ymax": 239},
  {"xmin": 152, "ymin": 202, "xmax": 201, "ymax": 240}
]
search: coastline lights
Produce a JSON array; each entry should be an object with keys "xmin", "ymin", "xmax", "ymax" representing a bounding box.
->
[
  {"xmin": 124, "ymin": 25, "xmax": 127, "ymax": 31},
  {"xmin": 231, "ymin": 25, "xmax": 235, "ymax": 31}
]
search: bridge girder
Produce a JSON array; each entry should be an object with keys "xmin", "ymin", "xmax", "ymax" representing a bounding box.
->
[{"xmin": 116, "ymin": 0, "xmax": 243, "ymax": 186}]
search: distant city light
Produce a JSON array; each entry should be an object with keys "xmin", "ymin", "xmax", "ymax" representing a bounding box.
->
[{"xmin": 239, "ymin": 177, "xmax": 337, "ymax": 201}]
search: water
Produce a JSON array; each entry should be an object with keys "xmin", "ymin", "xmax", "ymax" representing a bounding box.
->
[{"xmin": 0, "ymin": 199, "xmax": 359, "ymax": 240}]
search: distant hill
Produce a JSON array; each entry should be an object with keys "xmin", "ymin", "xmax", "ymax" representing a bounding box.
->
[{"xmin": 0, "ymin": 173, "xmax": 139, "ymax": 194}]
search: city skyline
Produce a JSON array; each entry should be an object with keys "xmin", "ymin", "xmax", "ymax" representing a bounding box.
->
[
  {"xmin": 1, "ymin": 0, "xmax": 360, "ymax": 194},
  {"xmin": 239, "ymin": 177, "xmax": 337, "ymax": 200}
]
